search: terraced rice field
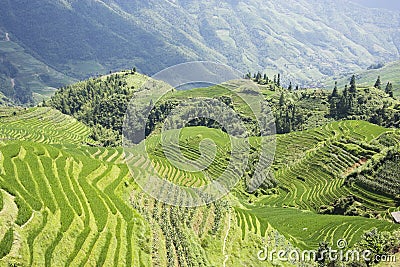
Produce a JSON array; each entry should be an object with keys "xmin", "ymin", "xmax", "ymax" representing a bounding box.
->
[
  {"xmin": 133, "ymin": 120, "xmax": 399, "ymax": 250},
  {"xmin": 0, "ymin": 107, "xmax": 92, "ymax": 145},
  {"xmin": 266, "ymin": 120, "xmax": 398, "ymax": 212},
  {"xmin": 0, "ymin": 111, "xmax": 234, "ymax": 266},
  {"xmin": 0, "ymin": 107, "xmax": 399, "ymax": 265},
  {"xmin": 143, "ymin": 127, "xmax": 240, "ymax": 188},
  {"xmin": 235, "ymin": 206, "xmax": 398, "ymax": 250},
  {"xmin": 0, "ymin": 141, "xmax": 151, "ymax": 266},
  {"xmin": 230, "ymin": 120, "xmax": 400, "ymax": 249},
  {"xmin": 0, "ymin": 108, "xmax": 155, "ymax": 266}
]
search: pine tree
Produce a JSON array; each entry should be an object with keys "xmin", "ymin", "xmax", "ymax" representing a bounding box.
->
[
  {"xmin": 329, "ymin": 82, "xmax": 340, "ymax": 118},
  {"xmin": 277, "ymin": 73, "xmax": 281, "ymax": 87},
  {"xmin": 279, "ymin": 93, "xmax": 285, "ymax": 106},
  {"xmin": 329, "ymin": 100, "xmax": 337, "ymax": 118},
  {"xmin": 385, "ymin": 82, "xmax": 394, "ymax": 97},
  {"xmin": 288, "ymin": 82, "xmax": 293, "ymax": 91},
  {"xmin": 349, "ymin": 75, "xmax": 357, "ymax": 94},
  {"xmin": 374, "ymin": 76, "xmax": 381, "ymax": 89},
  {"xmin": 295, "ymin": 85, "xmax": 299, "ymax": 91},
  {"xmin": 337, "ymin": 85, "xmax": 349, "ymax": 118},
  {"xmin": 256, "ymin": 72, "xmax": 262, "ymax": 83},
  {"xmin": 331, "ymin": 81, "xmax": 339, "ymax": 98}
]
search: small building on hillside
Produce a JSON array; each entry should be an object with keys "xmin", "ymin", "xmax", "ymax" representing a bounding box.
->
[{"xmin": 391, "ymin": 211, "xmax": 400, "ymax": 224}]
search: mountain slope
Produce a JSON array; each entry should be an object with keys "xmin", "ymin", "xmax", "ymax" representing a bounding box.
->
[
  {"xmin": 0, "ymin": 29, "xmax": 74, "ymax": 104},
  {"xmin": 0, "ymin": 92, "xmax": 12, "ymax": 107},
  {"xmin": 326, "ymin": 60, "xmax": 400, "ymax": 97},
  {"xmin": 0, "ymin": 0, "xmax": 399, "ymax": 103}
]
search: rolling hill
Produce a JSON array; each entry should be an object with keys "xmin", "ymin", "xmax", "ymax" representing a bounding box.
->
[
  {"xmin": 0, "ymin": 107, "xmax": 399, "ymax": 266},
  {"xmin": 48, "ymin": 69, "xmax": 400, "ymax": 147},
  {"xmin": 1, "ymin": 70, "xmax": 400, "ymax": 266},
  {"xmin": 326, "ymin": 60, "xmax": 400, "ymax": 97},
  {"xmin": 1, "ymin": 0, "xmax": 400, "ymax": 103}
]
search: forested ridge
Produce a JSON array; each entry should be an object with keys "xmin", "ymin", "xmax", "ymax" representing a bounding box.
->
[{"xmin": 48, "ymin": 70, "xmax": 400, "ymax": 146}]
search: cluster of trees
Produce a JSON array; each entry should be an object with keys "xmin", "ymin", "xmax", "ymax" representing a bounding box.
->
[
  {"xmin": 315, "ymin": 228, "xmax": 400, "ymax": 267},
  {"xmin": 329, "ymin": 75, "xmax": 399, "ymax": 128},
  {"xmin": 131, "ymin": 192, "xmax": 228, "ymax": 266},
  {"xmin": 275, "ymin": 93, "xmax": 305, "ymax": 134},
  {"xmin": 246, "ymin": 72, "xmax": 300, "ymax": 91},
  {"xmin": 356, "ymin": 228, "xmax": 400, "ymax": 267},
  {"xmin": 319, "ymin": 195, "xmax": 372, "ymax": 217},
  {"xmin": 328, "ymin": 75, "xmax": 359, "ymax": 119},
  {"xmin": 373, "ymin": 76, "xmax": 394, "ymax": 97},
  {"xmin": 247, "ymin": 72, "xmax": 332, "ymax": 134},
  {"xmin": 245, "ymin": 72, "xmax": 281, "ymax": 86},
  {"xmin": 48, "ymin": 72, "xmax": 134, "ymax": 146},
  {"xmin": 124, "ymin": 95, "xmax": 259, "ymax": 145}
]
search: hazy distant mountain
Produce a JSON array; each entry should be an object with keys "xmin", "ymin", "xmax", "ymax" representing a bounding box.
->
[
  {"xmin": 351, "ymin": 0, "xmax": 400, "ymax": 11},
  {"xmin": 0, "ymin": 0, "xmax": 399, "ymax": 101}
]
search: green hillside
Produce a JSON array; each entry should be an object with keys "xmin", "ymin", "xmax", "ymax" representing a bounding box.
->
[
  {"xmin": 1, "ymin": 71, "xmax": 400, "ymax": 266},
  {"xmin": 0, "ymin": 108, "xmax": 152, "ymax": 265},
  {"xmin": 326, "ymin": 61, "xmax": 400, "ymax": 97},
  {"xmin": 0, "ymin": 92, "xmax": 12, "ymax": 107},
  {"xmin": 0, "ymin": 107, "xmax": 92, "ymax": 145},
  {"xmin": 1, "ymin": 105, "xmax": 399, "ymax": 266},
  {"xmin": 0, "ymin": 141, "xmax": 154, "ymax": 266},
  {"xmin": 0, "ymin": 37, "xmax": 74, "ymax": 104},
  {"xmin": 49, "ymin": 71, "xmax": 400, "ymax": 148},
  {"xmin": 2, "ymin": 0, "xmax": 400, "ymax": 264},
  {"xmin": 0, "ymin": 107, "xmax": 293, "ymax": 266}
]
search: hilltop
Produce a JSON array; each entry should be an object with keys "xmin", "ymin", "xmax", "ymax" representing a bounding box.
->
[
  {"xmin": 48, "ymin": 70, "xmax": 400, "ymax": 145},
  {"xmin": 326, "ymin": 60, "xmax": 400, "ymax": 97}
]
